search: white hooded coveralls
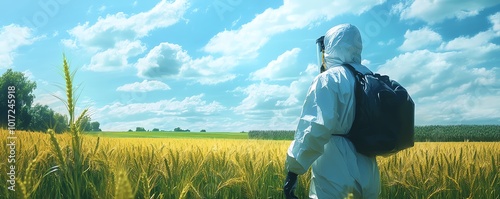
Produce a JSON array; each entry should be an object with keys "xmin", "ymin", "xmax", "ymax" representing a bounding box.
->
[{"xmin": 286, "ymin": 24, "xmax": 380, "ymax": 198}]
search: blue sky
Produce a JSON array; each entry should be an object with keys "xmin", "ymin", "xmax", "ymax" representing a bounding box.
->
[{"xmin": 1, "ymin": 0, "xmax": 499, "ymax": 132}]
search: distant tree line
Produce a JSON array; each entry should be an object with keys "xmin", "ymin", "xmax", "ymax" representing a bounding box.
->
[
  {"xmin": 0, "ymin": 69, "xmax": 100, "ymax": 133},
  {"xmin": 174, "ymin": 127, "xmax": 190, "ymax": 132},
  {"xmin": 249, "ymin": 125, "xmax": 500, "ymax": 142},
  {"xmin": 133, "ymin": 127, "xmax": 201, "ymax": 132}
]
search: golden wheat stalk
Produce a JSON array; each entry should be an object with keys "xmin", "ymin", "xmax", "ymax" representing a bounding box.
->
[
  {"xmin": 62, "ymin": 54, "xmax": 75, "ymax": 125},
  {"xmin": 45, "ymin": 54, "xmax": 91, "ymax": 199},
  {"xmin": 48, "ymin": 129, "xmax": 65, "ymax": 167}
]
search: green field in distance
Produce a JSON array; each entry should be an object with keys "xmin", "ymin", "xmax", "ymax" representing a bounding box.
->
[{"xmin": 84, "ymin": 131, "xmax": 249, "ymax": 139}]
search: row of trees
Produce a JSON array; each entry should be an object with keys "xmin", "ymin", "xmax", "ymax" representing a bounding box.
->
[
  {"xmin": 0, "ymin": 69, "xmax": 100, "ymax": 133},
  {"xmin": 131, "ymin": 127, "xmax": 203, "ymax": 132},
  {"xmin": 0, "ymin": 69, "xmax": 36, "ymax": 129},
  {"xmin": 174, "ymin": 127, "xmax": 190, "ymax": 132}
]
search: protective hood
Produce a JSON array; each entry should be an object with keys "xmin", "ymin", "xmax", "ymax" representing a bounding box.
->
[{"xmin": 323, "ymin": 24, "xmax": 372, "ymax": 75}]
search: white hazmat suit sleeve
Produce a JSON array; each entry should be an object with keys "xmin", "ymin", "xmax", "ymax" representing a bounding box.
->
[{"xmin": 286, "ymin": 67, "xmax": 354, "ymax": 175}]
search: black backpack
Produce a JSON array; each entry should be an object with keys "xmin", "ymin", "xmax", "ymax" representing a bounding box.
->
[{"xmin": 341, "ymin": 64, "xmax": 415, "ymax": 157}]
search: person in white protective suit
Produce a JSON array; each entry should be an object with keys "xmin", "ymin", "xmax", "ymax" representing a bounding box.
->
[{"xmin": 283, "ymin": 24, "xmax": 380, "ymax": 199}]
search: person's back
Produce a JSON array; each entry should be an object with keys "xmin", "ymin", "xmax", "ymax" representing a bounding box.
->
[{"xmin": 284, "ymin": 24, "xmax": 380, "ymax": 198}]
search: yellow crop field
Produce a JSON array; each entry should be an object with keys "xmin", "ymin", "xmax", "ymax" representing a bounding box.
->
[{"xmin": 1, "ymin": 130, "xmax": 498, "ymax": 199}]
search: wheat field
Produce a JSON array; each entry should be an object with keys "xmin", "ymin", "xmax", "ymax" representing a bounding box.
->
[{"xmin": 0, "ymin": 130, "xmax": 499, "ymax": 199}]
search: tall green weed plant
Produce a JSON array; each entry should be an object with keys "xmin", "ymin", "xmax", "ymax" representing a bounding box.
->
[{"xmin": 46, "ymin": 55, "xmax": 100, "ymax": 199}]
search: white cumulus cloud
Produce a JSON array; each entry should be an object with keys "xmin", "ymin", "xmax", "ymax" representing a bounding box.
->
[
  {"xmin": 183, "ymin": 55, "xmax": 238, "ymax": 85},
  {"xmin": 203, "ymin": 0, "xmax": 385, "ymax": 59},
  {"xmin": 250, "ymin": 48, "xmax": 301, "ymax": 81},
  {"xmin": 0, "ymin": 24, "xmax": 39, "ymax": 68},
  {"xmin": 398, "ymin": 0, "xmax": 499, "ymax": 24},
  {"xmin": 116, "ymin": 80, "xmax": 171, "ymax": 92},
  {"xmin": 64, "ymin": 0, "xmax": 190, "ymax": 72},
  {"xmin": 232, "ymin": 63, "xmax": 317, "ymax": 129},
  {"xmin": 97, "ymin": 94, "xmax": 226, "ymax": 118},
  {"xmin": 67, "ymin": 0, "xmax": 189, "ymax": 49},
  {"xmin": 136, "ymin": 42, "xmax": 190, "ymax": 78},
  {"xmin": 192, "ymin": 0, "xmax": 383, "ymax": 85},
  {"xmin": 439, "ymin": 31, "xmax": 497, "ymax": 51},
  {"xmin": 233, "ymin": 83, "xmax": 292, "ymax": 113},
  {"xmin": 137, "ymin": 42, "xmax": 239, "ymax": 85},
  {"xmin": 490, "ymin": 12, "xmax": 500, "ymax": 33},
  {"xmin": 437, "ymin": 15, "xmax": 500, "ymax": 54},
  {"xmin": 84, "ymin": 40, "xmax": 146, "ymax": 71},
  {"xmin": 399, "ymin": 27, "xmax": 442, "ymax": 51},
  {"xmin": 378, "ymin": 48, "xmax": 499, "ymax": 125},
  {"xmin": 377, "ymin": 14, "xmax": 500, "ymax": 125},
  {"xmin": 144, "ymin": 0, "xmax": 383, "ymax": 85}
]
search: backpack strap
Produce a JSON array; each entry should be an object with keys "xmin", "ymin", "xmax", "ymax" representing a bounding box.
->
[
  {"xmin": 330, "ymin": 64, "xmax": 363, "ymax": 137},
  {"xmin": 342, "ymin": 63, "xmax": 364, "ymax": 79}
]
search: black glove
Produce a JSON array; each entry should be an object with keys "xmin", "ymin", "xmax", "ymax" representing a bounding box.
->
[{"xmin": 283, "ymin": 171, "xmax": 298, "ymax": 199}]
